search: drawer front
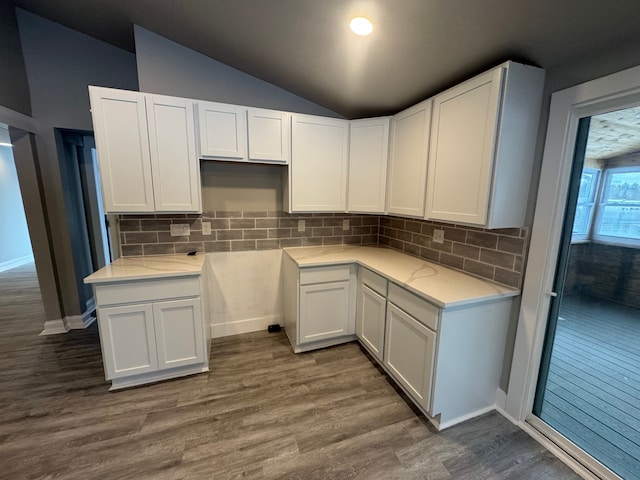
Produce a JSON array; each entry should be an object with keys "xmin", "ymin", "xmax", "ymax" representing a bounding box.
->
[
  {"xmin": 95, "ymin": 276, "xmax": 201, "ymax": 307},
  {"xmin": 360, "ymin": 268, "xmax": 387, "ymax": 297},
  {"xmin": 388, "ymin": 283, "xmax": 439, "ymax": 331},
  {"xmin": 300, "ymin": 264, "xmax": 351, "ymax": 285}
]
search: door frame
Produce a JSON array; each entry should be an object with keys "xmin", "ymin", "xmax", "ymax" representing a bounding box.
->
[{"xmin": 505, "ymin": 65, "xmax": 640, "ymax": 478}]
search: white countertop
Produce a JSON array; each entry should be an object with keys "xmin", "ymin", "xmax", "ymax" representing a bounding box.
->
[
  {"xmin": 84, "ymin": 254, "xmax": 205, "ymax": 284},
  {"xmin": 284, "ymin": 245, "xmax": 519, "ymax": 308}
]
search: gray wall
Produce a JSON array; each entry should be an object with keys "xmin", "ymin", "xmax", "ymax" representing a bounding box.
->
[
  {"xmin": 134, "ymin": 26, "xmax": 342, "ymax": 118},
  {"xmin": 0, "ymin": 135, "xmax": 32, "ymax": 268},
  {"xmin": 0, "ymin": 3, "xmax": 31, "ymax": 116},
  {"xmin": 16, "ymin": 9, "xmax": 138, "ymax": 319}
]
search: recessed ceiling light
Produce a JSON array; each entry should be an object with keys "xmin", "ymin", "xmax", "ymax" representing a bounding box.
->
[{"xmin": 349, "ymin": 17, "xmax": 373, "ymax": 36}]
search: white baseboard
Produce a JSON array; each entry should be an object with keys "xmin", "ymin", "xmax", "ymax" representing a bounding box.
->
[
  {"xmin": 66, "ymin": 313, "xmax": 96, "ymax": 330},
  {"xmin": 437, "ymin": 404, "xmax": 498, "ymax": 431},
  {"xmin": 210, "ymin": 314, "xmax": 282, "ymax": 338},
  {"xmin": 0, "ymin": 254, "xmax": 34, "ymax": 273},
  {"xmin": 40, "ymin": 300, "xmax": 96, "ymax": 335},
  {"xmin": 40, "ymin": 319, "xmax": 69, "ymax": 335}
]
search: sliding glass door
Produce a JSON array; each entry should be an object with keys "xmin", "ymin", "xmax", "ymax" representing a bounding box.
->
[{"xmin": 533, "ymin": 108, "xmax": 640, "ymax": 480}]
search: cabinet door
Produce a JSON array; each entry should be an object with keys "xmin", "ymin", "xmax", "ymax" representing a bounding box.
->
[
  {"xmin": 89, "ymin": 86, "xmax": 155, "ymax": 213},
  {"xmin": 290, "ymin": 114, "xmax": 349, "ymax": 212},
  {"xmin": 348, "ymin": 117, "xmax": 390, "ymax": 213},
  {"xmin": 247, "ymin": 108, "xmax": 290, "ymax": 163},
  {"xmin": 196, "ymin": 101, "xmax": 247, "ymax": 160},
  {"xmin": 153, "ymin": 298, "xmax": 205, "ymax": 370},
  {"xmin": 299, "ymin": 281, "xmax": 351, "ymax": 343},
  {"xmin": 97, "ymin": 303, "xmax": 158, "ymax": 379},
  {"xmin": 357, "ymin": 284, "xmax": 386, "ymax": 361},
  {"xmin": 426, "ymin": 67, "xmax": 503, "ymax": 225},
  {"xmin": 387, "ymin": 100, "xmax": 432, "ymax": 217},
  {"xmin": 384, "ymin": 303, "xmax": 436, "ymax": 411},
  {"xmin": 146, "ymin": 95, "xmax": 202, "ymax": 212}
]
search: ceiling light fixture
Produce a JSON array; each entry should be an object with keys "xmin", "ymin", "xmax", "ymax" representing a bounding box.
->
[{"xmin": 350, "ymin": 17, "xmax": 373, "ymax": 36}]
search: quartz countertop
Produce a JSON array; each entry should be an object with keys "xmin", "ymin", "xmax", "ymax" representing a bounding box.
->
[
  {"xmin": 283, "ymin": 245, "xmax": 518, "ymax": 308},
  {"xmin": 84, "ymin": 254, "xmax": 205, "ymax": 284}
]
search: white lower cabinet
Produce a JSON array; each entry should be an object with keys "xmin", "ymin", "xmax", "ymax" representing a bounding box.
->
[
  {"xmin": 93, "ymin": 276, "xmax": 208, "ymax": 390},
  {"xmin": 299, "ymin": 281, "xmax": 351, "ymax": 343},
  {"xmin": 282, "ymin": 257, "xmax": 356, "ymax": 353},
  {"xmin": 383, "ymin": 302, "xmax": 436, "ymax": 411},
  {"xmin": 356, "ymin": 285, "xmax": 386, "ymax": 361}
]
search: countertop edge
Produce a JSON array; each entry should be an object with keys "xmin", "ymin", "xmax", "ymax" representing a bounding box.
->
[
  {"xmin": 84, "ymin": 269, "xmax": 202, "ymax": 285},
  {"xmin": 283, "ymin": 247, "xmax": 520, "ymax": 309}
]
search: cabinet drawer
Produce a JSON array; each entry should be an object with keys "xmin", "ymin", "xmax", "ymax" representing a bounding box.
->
[
  {"xmin": 388, "ymin": 283, "xmax": 439, "ymax": 331},
  {"xmin": 300, "ymin": 264, "xmax": 351, "ymax": 285},
  {"xmin": 361, "ymin": 268, "xmax": 387, "ymax": 297},
  {"xmin": 95, "ymin": 276, "xmax": 201, "ymax": 307}
]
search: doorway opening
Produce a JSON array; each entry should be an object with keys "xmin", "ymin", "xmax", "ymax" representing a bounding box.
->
[
  {"xmin": 56, "ymin": 129, "xmax": 113, "ymax": 321},
  {"xmin": 534, "ymin": 107, "xmax": 640, "ymax": 479},
  {"xmin": 0, "ymin": 122, "xmax": 46, "ymax": 332}
]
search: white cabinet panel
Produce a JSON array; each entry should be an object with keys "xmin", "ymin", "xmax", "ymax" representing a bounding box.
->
[
  {"xmin": 384, "ymin": 302, "xmax": 436, "ymax": 411},
  {"xmin": 387, "ymin": 100, "xmax": 432, "ymax": 217},
  {"xmin": 98, "ymin": 303, "xmax": 158, "ymax": 379},
  {"xmin": 426, "ymin": 62, "xmax": 544, "ymax": 228},
  {"xmin": 89, "ymin": 87, "xmax": 155, "ymax": 213},
  {"xmin": 426, "ymin": 68, "xmax": 502, "ymax": 226},
  {"xmin": 197, "ymin": 101, "xmax": 247, "ymax": 160},
  {"xmin": 154, "ymin": 298, "xmax": 205, "ymax": 369},
  {"xmin": 348, "ymin": 117, "xmax": 390, "ymax": 213},
  {"xmin": 357, "ymin": 284, "xmax": 386, "ymax": 361},
  {"xmin": 290, "ymin": 114, "xmax": 349, "ymax": 212},
  {"xmin": 146, "ymin": 95, "xmax": 201, "ymax": 212},
  {"xmin": 247, "ymin": 108, "xmax": 290, "ymax": 163},
  {"xmin": 299, "ymin": 281, "xmax": 351, "ymax": 343}
]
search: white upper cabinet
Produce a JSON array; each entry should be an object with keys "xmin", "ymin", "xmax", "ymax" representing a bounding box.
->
[
  {"xmin": 289, "ymin": 114, "xmax": 349, "ymax": 212},
  {"xmin": 386, "ymin": 99, "xmax": 432, "ymax": 218},
  {"xmin": 146, "ymin": 95, "xmax": 201, "ymax": 212},
  {"xmin": 426, "ymin": 61, "xmax": 545, "ymax": 228},
  {"xmin": 247, "ymin": 108, "xmax": 290, "ymax": 163},
  {"xmin": 347, "ymin": 117, "xmax": 390, "ymax": 213},
  {"xmin": 89, "ymin": 86, "xmax": 155, "ymax": 213},
  {"xmin": 89, "ymin": 87, "xmax": 202, "ymax": 214},
  {"xmin": 196, "ymin": 100, "xmax": 247, "ymax": 161}
]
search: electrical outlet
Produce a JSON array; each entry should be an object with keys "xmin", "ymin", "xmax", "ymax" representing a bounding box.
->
[
  {"xmin": 342, "ymin": 219, "xmax": 350, "ymax": 230},
  {"xmin": 298, "ymin": 219, "xmax": 305, "ymax": 232},
  {"xmin": 202, "ymin": 222, "xmax": 212, "ymax": 235},
  {"xmin": 433, "ymin": 229, "xmax": 445, "ymax": 244},
  {"xmin": 170, "ymin": 224, "xmax": 190, "ymax": 236}
]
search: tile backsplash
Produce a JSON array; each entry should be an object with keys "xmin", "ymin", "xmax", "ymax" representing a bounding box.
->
[
  {"xmin": 379, "ymin": 216, "xmax": 528, "ymax": 288},
  {"xmin": 118, "ymin": 212, "xmax": 529, "ymax": 288},
  {"xmin": 119, "ymin": 211, "xmax": 379, "ymax": 257}
]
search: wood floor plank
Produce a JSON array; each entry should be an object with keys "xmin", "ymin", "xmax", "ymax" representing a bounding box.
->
[{"xmin": 0, "ymin": 263, "xmax": 580, "ymax": 480}]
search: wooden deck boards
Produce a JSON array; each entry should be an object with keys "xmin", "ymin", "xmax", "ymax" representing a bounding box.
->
[{"xmin": 539, "ymin": 294, "xmax": 640, "ymax": 480}]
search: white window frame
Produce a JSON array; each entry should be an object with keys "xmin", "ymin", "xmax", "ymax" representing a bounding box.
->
[
  {"xmin": 591, "ymin": 165, "xmax": 640, "ymax": 248},
  {"xmin": 571, "ymin": 167, "xmax": 600, "ymax": 243}
]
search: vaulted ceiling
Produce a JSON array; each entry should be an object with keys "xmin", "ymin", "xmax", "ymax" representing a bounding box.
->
[{"xmin": 9, "ymin": 0, "xmax": 640, "ymax": 119}]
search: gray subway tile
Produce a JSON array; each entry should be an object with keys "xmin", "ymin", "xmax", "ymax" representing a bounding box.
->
[
  {"xmin": 124, "ymin": 232, "xmax": 158, "ymax": 244},
  {"xmin": 256, "ymin": 239, "xmax": 280, "ymax": 250},
  {"xmin": 443, "ymin": 227, "xmax": 467, "ymax": 243},
  {"xmin": 494, "ymin": 267, "xmax": 521, "ymax": 288},
  {"xmin": 466, "ymin": 231, "xmax": 498, "ymax": 249},
  {"xmin": 119, "ymin": 219, "xmax": 141, "ymax": 232},
  {"xmin": 256, "ymin": 218, "xmax": 279, "ymax": 228},
  {"xmin": 497, "ymin": 235, "xmax": 525, "ymax": 255},
  {"xmin": 230, "ymin": 218, "xmax": 256, "ymax": 229},
  {"xmin": 463, "ymin": 259, "xmax": 495, "ymax": 280},
  {"xmin": 204, "ymin": 241, "xmax": 231, "ymax": 252},
  {"xmin": 231, "ymin": 240, "xmax": 257, "ymax": 251},
  {"xmin": 243, "ymin": 211, "xmax": 268, "ymax": 218},
  {"xmin": 440, "ymin": 253, "xmax": 465, "ymax": 270},
  {"xmin": 480, "ymin": 249, "xmax": 515, "ymax": 269},
  {"xmin": 452, "ymin": 243, "xmax": 480, "ymax": 260},
  {"xmin": 420, "ymin": 247, "xmax": 440, "ymax": 262},
  {"xmin": 280, "ymin": 238, "xmax": 302, "ymax": 248},
  {"xmin": 243, "ymin": 229, "xmax": 268, "ymax": 240},
  {"xmin": 268, "ymin": 228, "xmax": 292, "ymax": 239},
  {"xmin": 143, "ymin": 244, "xmax": 175, "ymax": 255},
  {"xmin": 174, "ymin": 242, "xmax": 205, "ymax": 254},
  {"xmin": 216, "ymin": 211, "xmax": 243, "ymax": 218},
  {"xmin": 121, "ymin": 245, "xmax": 143, "ymax": 257},
  {"xmin": 158, "ymin": 232, "xmax": 188, "ymax": 243},
  {"xmin": 217, "ymin": 229, "xmax": 243, "ymax": 240}
]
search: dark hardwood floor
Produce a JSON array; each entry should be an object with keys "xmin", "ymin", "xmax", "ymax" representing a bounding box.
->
[{"xmin": 0, "ymin": 263, "xmax": 581, "ymax": 479}]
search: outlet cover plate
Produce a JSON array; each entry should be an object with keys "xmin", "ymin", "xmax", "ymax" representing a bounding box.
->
[
  {"xmin": 433, "ymin": 229, "xmax": 445, "ymax": 244},
  {"xmin": 171, "ymin": 224, "xmax": 190, "ymax": 236},
  {"xmin": 298, "ymin": 220, "xmax": 305, "ymax": 232},
  {"xmin": 342, "ymin": 219, "xmax": 349, "ymax": 230},
  {"xmin": 202, "ymin": 222, "xmax": 212, "ymax": 235}
]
